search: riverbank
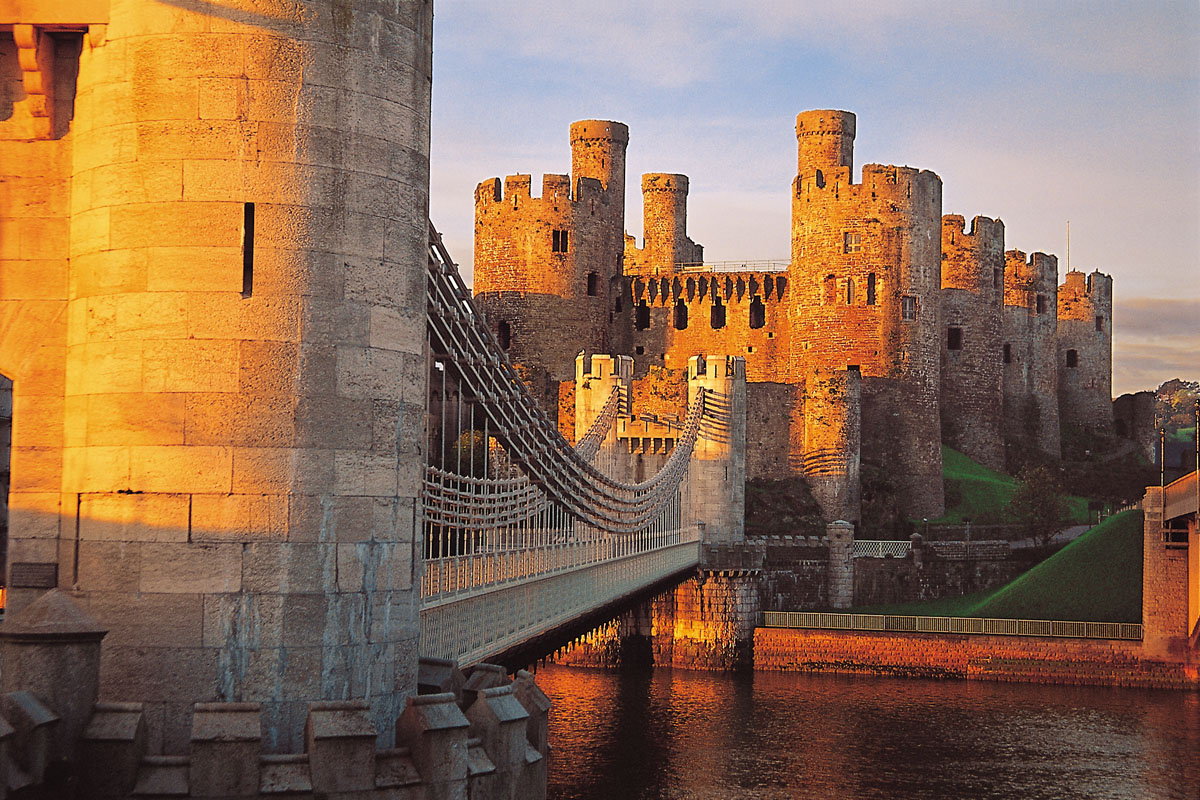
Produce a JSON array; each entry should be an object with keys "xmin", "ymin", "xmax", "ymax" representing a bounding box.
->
[{"xmin": 755, "ymin": 626, "xmax": 1198, "ymax": 689}]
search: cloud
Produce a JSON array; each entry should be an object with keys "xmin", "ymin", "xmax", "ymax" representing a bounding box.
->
[{"xmin": 1112, "ymin": 298, "xmax": 1200, "ymax": 395}]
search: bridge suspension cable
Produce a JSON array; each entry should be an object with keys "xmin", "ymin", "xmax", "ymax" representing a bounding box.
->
[{"xmin": 426, "ymin": 223, "xmax": 705, "ymax": 534}]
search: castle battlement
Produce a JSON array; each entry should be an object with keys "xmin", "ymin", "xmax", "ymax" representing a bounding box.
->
[
  {"xmin": 795, "ymin": 163, "xmax": 942, "ymax": 207},
  {"xmin": 942, "ymin": 214, "xmax": 1005, "ymax": 296},
  {"xmin": 475, "ymin": 173, "xmax": 606, "ymax": 207},
  {"xmin": 1059, "ymin": 270, "xmax": 1113, "ymax": 308}
]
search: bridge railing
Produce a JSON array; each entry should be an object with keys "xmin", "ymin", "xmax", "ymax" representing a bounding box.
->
[
  {"xmin": 852, "ymin": 540, "xmax": 912, "ymax": 559},
  {"xmin": 759, "ymin": 611, "xmax": 1143, "ymax": 641},
  {"xmin": 1163, "ymin": 469, "xmax": 1198, "ymax": 522}
]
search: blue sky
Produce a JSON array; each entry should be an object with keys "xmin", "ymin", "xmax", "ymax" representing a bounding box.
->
[{"xmin": 428, "ymin": 1, "xmax": 1199, "ymax": 395}]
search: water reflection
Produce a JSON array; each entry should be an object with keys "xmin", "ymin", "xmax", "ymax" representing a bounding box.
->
[{"xmin": 537, "ymin": 664, "xmax": 1199, "ymax": 800}]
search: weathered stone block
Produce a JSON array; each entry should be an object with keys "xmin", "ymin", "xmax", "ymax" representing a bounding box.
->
[
  {"xmin": 305, "ymin": 701, "xmax": 377, "ymax": 793},
  {"xmin": 189, "ymin": 702, "xmax": 261, "ymax": 797}
]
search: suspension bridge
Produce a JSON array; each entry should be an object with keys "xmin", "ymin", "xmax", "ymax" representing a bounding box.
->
[{"xmin": 419, "ymin": 225, "xmax": 742, "ymax": 669}]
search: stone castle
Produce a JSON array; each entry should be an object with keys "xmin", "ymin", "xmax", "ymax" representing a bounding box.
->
[{"xmin": 472, "ymin": 112, "xmax": 1115, "ymax": 522}]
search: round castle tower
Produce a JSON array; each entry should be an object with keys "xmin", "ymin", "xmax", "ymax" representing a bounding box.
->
[
  {"xmin": 789, "ymin": 110, "xmax": 945, "ymax": 520},
  {"xmin": 1057, "ymin": 270, "xmax": 1114, "ymax": 444},
  {"xmin": 940, "ymin": 214, "xmax": 1006, "ymax": 470},
  {"xmin": 636, "ymin": 173, "xmax": 702, "ymax": 269},
  {"xmin": 1002, "ymin": 250, "xmax": 1061, "ymax": 460},
  {"xmin": 473, "ymin": 121, "xmax": 629, "ymax": 408},
  {"xmin": 0, "ymin": 0, "xmax": 433, "ymax": 754}
]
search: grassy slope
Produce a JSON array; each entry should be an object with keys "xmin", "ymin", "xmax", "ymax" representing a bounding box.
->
[
  {"xmin": 933, "ymin": 446, "xmax": 1089, "ymax": 524},
  {"xmin": 854, "ymin": 510, "xmax": 1144, "ymax": 622}
]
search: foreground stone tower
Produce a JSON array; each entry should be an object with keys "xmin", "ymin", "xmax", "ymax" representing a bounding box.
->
[
  {"xmin": 1, "ymin": 0, "xmax": 433, "ymax": 753},
  {"xmin": 1057, "ymin": 270, "xmax": 1114, "ymax": 446},
  {"xmin": 940, "ymin": 214, "xmax": 1006, "ymax": 470},
  {"xmin": 473, "ymin": 121, "xmax": 629, "ymax": 405},
  {"xmin": 789, "ymin": 110, "xmax": 945, "ymax": 519}
]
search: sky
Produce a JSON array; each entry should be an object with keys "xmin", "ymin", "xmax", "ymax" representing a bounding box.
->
[{"xmin": 427, "ymin": 1, "xmax": 1200, "ymax": 396}]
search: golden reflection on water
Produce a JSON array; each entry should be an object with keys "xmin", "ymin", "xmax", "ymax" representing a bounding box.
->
[{"xmin": 535, "ymin": 664, "xmax": 1200, "ymax": 800}]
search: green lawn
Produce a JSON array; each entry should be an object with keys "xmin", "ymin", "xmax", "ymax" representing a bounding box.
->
[
  {"xmin": 932, "ymin": 446, "xmax": 1089, "ymax": 525},
  {"xmin": 854, "ymin": 510, "xmax": 1144, "ymax": 622}
]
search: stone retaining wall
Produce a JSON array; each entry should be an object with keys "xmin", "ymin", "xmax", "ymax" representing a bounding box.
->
[{"xmin": 755, "ymin": 627, "xmax": 1198, "ymax": 689}]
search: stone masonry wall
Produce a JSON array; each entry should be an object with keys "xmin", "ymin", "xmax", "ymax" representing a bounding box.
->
[
  {"xmin": 2, "ymin": 0, "xmax": 434, "ymax": 755},
  {"xmin": 1057, "ymin": 270, "xmax": 1114, "ymax": 443},
  {"xmin": 790, "ymin": 110, "xmax": 944, "ymax": 519},
  {"xmin": 940, "ymin": 214, "xmax": 1005, "ymax": 470},
  {"xmin": 473, "ymin": 122, "xmax": 628, "ymax": 384},
  {"xmin": 1113, "ymin": 391, "xmax": 1156, "ymax": 462},
  {"xmin": 755, "ymin": 627, "xmax": 1196, "ymax": 689},
  {"xmin": 1002, "ymin": 250, "xmax": 1060, "ymax": 461}
]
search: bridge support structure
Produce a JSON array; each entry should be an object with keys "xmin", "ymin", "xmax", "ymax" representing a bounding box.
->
[{"xmin": 1142, "ymin": 477, "xmax": 1199, "ymax": 661}]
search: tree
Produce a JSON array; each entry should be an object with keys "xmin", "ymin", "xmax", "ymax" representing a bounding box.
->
[{"xmin": 1008, "ymin": 464, "xmax": 1070, "ymax": 547}]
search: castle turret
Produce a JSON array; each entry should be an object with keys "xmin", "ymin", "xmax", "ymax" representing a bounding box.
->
[
  {"xmin": 636, "ymin": 173, "xmax": 703, "ymax": 270},
  {"xmin": 1002, "ymin": 250, "xmax": 1061, "ymax": 461},
  {"xmin": 790, "ymin": 111, "xmax": 944, "ymax": 520},
  {"xmin": 474, "ymin": 121, "xmax": 629, "ymax": 414},
  {"xmin": 940, "ymin": 214, "xmax": 1006, "ymax": 470},
  {"xmin": 1057, "ymin": 270, "xmax": 1114, "ymax": 446},
  {"xmin": 795, "ymin": 110, "xmax": 856, "ymax": 185}
]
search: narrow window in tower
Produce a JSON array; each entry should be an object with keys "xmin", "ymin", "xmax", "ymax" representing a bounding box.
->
[
  {"xmin": 711, "ymin": 300, "xmax": 726, "ymax": 329},
  {"xmin": 749, "ymin": 296, "xmax": 766, "ymax": 329},
  {"xmin": 1003, "ymin": 343, "xmax": 1012, "ymax": 364},
  {"xmin": 823, "ymin": 274, "xmax": 837, "ymax": 305},
  {"xmin": 635, "ymin": 346, "xmax": 645, "ymax": 355},
  {"xmin": 674, "ymin": 300, "xmax": 688, "ymax": 330},
  {"xmin": 586, "ymin": 272, "xmax": 599, "ymax": 296},
  {"xmin": 846, "ymin": 279, "xmax": 855, "ymax": 305},
  {"xmin": 1036, "ymin": 294, "xmax": 1046, "ymax": 314},
  {"xmin": 1095, "ymin": 315, "xmax": 1104, "ymax": 332},
  {"xmin": 1066, "ymin": 349, "xmax": 1078, "ymax": 368},
  {"xmin": 901, "ymin": 296, "xmax": 917, "ymax": 321},
  {"xmin": 844, "ymin": 231, "xmax": 862, "ymax": 253},
  {"xmin": 552, "ymin": 229, "xmax": 570, "ymax": 253},
  {"xmin": 497, "ymin": 320, "xmax": 511, "ymax": 350},
  {"xmin": 635, "ymin": 302, "xmax": 650, "ymax": 330},
  {"xmin": 866, "ymin": 273, "xmax": 877, "ymax": 305},
  {"xmin": 993, "ymin": 268, "xmax": 1001, "ymax": 289},
  {"xmin": 241, "ymin": 202, "xmax": 255, "ymax": 297},
  {"xmin": 614, "ymin": 295, "xmax": 623, "ymax": 312},
  {"xmin": 947, "ymin": 326, "xmax": 963, "ymax": 350}
]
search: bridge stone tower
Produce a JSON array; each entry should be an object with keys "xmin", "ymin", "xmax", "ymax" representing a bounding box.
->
[
  {"xmin": 0, "ymin": 0, "xmax": 432, "ymax": 754},
  {"xmin": 789, "ymin": 110, "xmax": 945, "ymax": 519}
]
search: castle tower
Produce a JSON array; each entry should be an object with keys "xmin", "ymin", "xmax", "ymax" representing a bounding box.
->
[
  {"xmin": 1002, "ymin": 250, "xmax": 1061, "ymax": 461},
  {"xmin": 795, "ymin": 110, "xmax": 856, "ymax": 185},
  {"xmin": 1057, "ymin": 270, "xmax": 1114, "ymax": 446},
  {"xmin": 1, "ymin": 0, "xmax": 432, "ymax": 754},
  {"xmin": 635, "ymin": 173, "xmax": 703, "ymax": 270},
  {"xmin": 802, "ymin": 369, "xmax": 862, "ymax": 524},
  {"xmin": 940, "ymin": 214, "xmax": 1006, "ymax": 470},
  {"xmin": 789, "ymin": 111, "xmax": 945, "ymax": 520},
  {"xmin": 685, "ymin": 355, "xmax": 747, "ymax": 543},
  {"xmin": 473, "ymin": 121, "xmax": 629, "ymax": 414}
]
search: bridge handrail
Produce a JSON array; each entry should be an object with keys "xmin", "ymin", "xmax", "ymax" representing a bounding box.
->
[
  {"xmin": 759, "ymin": 610, "xmax": 1143, "ymax": 640},
  {"xmin": 1163, "ymin": 469, "xmax": 1198, "ymax": 521},
  {"xmin": 427, "ymin": 224, "xmax": 708, "ymax": 533}
]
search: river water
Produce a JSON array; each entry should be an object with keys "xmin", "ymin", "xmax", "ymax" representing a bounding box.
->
[{"xmin": 536, "ymin": 664, "xmax": 1199, "ymax": 800}]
